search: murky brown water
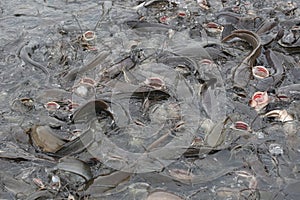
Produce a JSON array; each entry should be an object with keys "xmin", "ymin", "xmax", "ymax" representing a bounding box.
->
[{"xmin": 1, "ymin": 0, "xmax": 300, "ymax": 199}]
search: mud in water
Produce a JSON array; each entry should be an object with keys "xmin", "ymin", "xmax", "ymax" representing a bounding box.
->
[{"xmin": 0, "ymin": 0, "xmax": 300, "ymax": 199}]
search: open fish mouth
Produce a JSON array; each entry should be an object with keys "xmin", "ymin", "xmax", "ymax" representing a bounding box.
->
[{"xmin": 252, "ymin": 66, "xmax": 270, "ymax": 79}]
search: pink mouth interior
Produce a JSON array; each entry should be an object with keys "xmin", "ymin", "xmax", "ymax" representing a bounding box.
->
[{"xmin": 234, "ymin": 122, "xmax": 249, "ymax": 130}]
